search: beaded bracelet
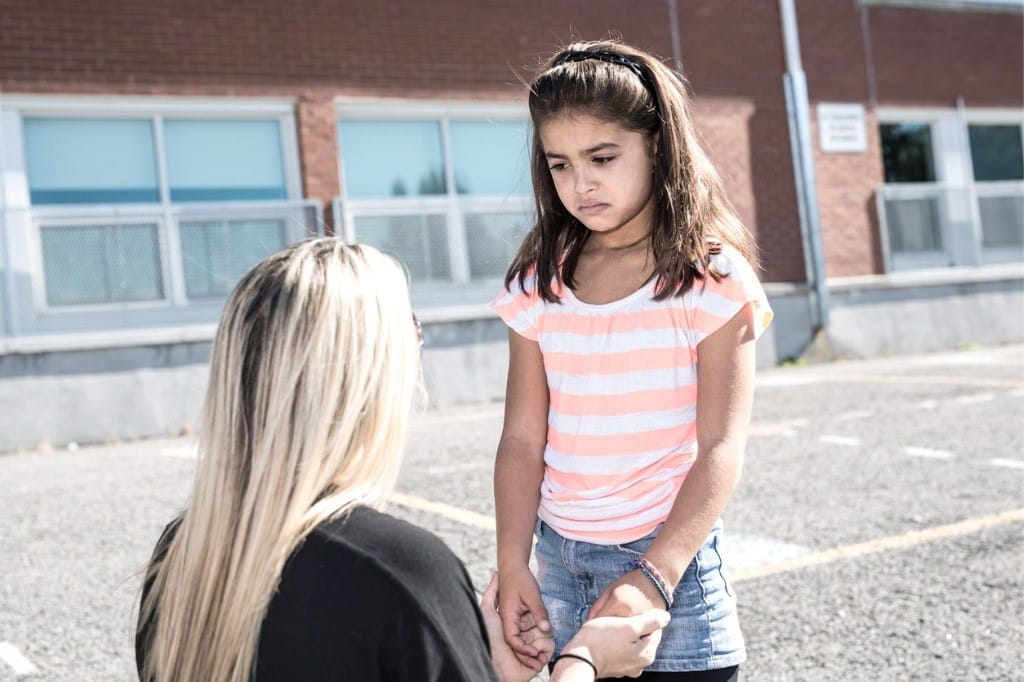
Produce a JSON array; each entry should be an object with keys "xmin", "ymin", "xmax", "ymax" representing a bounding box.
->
[
  {"xmin": 630, "ymin": 555, "xmax": 674, "ymax": 609},
  {"xmin": 552, "ymin": 652, "xmax": 599, "ymax": 679}
]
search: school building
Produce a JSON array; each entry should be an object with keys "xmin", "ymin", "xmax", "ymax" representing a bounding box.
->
[{"xmin": 0, "ymin": 0, "xmax": 1021, "ymax": 451}]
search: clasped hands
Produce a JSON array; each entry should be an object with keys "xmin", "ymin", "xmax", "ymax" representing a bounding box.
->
[{"xmin": 481, "ymin": 567, "xmax": 668, "ymax": 682}]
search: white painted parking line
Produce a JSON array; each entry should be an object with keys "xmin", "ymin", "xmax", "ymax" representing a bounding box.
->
[
  {"xmin": 905, "ymin": 446, "xmax": 955, "ymax": 460},
  {"xmin": 756, "ymin": 375, "xmax": 823, "ymax": 388},
  {"xmin": 911, "ymin": 400, "xmax": 939, "ymax": 410},
  {"xmin": 720, "ymin": 534, "xmax": 814, "ymax": 575},
  {"xmin": 162, "ymin": 446, "xmax": 198, "ymax": 459},
  {"xmin": 819, "ymin": 435, "xmax": 860, "ymax": 447},
  {"xmin": 0, "ymin": 642, "xmax": 38, "ymax": 676},
  {"xmin": 1010, "ymin": 388, "xmax": 1024, "ymax": 398},
  {"xmin": 817, "ymin": 373, "xmax": 1024, "ymax": 389},
  {"xmin": 748, "ymin": 420, "xmax": 801, "ymax": 437},
  {"xmin": 836, "ymin": 410, "xmax": 872, "ymax": 421},
  {"xmin": 989, "ymin": 458, "xmax": 1024, "ymax": 470},
  {"xmin": 954, "ymin": 392, "xmax": 995, "ymax": 405}
]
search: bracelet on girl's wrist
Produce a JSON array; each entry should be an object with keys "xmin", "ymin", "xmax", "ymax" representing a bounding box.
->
[
  {"xmin": 630, "ymin": 555, "xmax": 674, "ymax": 609},
  {"xmin": 552, "ymin": 652, "xmax": 598, "ymax": 679}
]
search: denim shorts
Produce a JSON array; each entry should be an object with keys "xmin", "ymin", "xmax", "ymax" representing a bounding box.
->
[{"xmin": 534, "ymin": 519, "xmax": 746, "ymax": 673}]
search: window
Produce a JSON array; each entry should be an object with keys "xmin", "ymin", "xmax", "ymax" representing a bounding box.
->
[
  {"xmin": 876, "ymin": 111, "xmax": 1024, "ymax": 271},
  {"xmin": 19, "ymin": 110, "xmax": 305, "ymax": 308},
  {"xmin": 24, "ymin": 118, "xmax": 159, "ymax": 205},
  {"xmin": 880, "ymin": 123, "xmax": 936, "ymax": 183},
  {"xmin": 449, "ymin": 121, "xmax": 531, "ymax": 195},
  {"xmin": 165, "ymin": 119, "xmax": 286, "ymax": 201},
  {"xmin": 336, "ymin": 108, "xmax": 532, "ymax": 300},
  {"xmin": 339, "ymin": 120, "xmax": 446, "ymax": 197},
  {"xmin": 878, "ymin": 122, "xmax": 946, "ymax": 264},
  {"xmin": 969, "ymin": 124, "xmax": 1024, "ymax": 250}
]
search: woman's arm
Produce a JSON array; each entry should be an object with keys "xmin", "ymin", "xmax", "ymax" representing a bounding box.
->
[
  {"xmin": 589, "ymin": 303, "xmax": 758, "ymax": 617},
  {"xmin": 494, "ymin": 328, "xmax": 551, "ymax": 666}
]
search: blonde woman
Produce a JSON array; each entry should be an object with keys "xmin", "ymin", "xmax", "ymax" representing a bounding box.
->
[{"xmin": 136, "ymin": 238, "xmax": 666, "ymax": 682}]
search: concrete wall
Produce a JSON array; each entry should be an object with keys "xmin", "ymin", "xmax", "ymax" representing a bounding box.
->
[{"xmin": 8, "ymin": 276, "xmax": 1021, "ymax": 454}]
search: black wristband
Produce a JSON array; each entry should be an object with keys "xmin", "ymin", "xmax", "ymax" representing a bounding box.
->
[{"xmin": 553, "ymin": 652, "xmax": 599, "ymax": 679}]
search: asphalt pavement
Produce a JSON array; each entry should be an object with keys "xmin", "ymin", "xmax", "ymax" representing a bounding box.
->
[{"xmin": 1, "ymin": 344, "xmax": 1022, "ymax": 681}]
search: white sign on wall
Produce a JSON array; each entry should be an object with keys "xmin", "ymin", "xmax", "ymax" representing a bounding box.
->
[{"xmin": 817, "ymin": 103, "xmax": 868, "ymax": 153}]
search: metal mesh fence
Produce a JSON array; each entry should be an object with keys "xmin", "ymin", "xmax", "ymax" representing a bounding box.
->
[
  {"xmin": 179, "ymin": 218, "xmax": 288, "ymax": 298},
  {"xmin": 39, "ymin": 222, "xmax": 165, "ymax": 306},
  {"xmin": 464, "ymin": 211, "xmax": 531, "ymax": 280},
  {"xmin": 354, "ymin": 214, "xmax": 451, "ymax": 283}
]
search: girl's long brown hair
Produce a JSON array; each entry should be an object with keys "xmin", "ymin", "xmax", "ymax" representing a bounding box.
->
[{"xmin": 506, "ymin": 40, "xmax": 757, "ymax": 302}]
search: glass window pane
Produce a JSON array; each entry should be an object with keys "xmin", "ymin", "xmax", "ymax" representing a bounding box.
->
[
  {"xmin": 465, "ymin": 212, "xmax": 531, "ymax": 279},
  {"xmin": 884, "ymin": 197, "xmax": 942, "ymax": 253},
  {"xmin": 180, "ymin": 219, "xmax": 287, "ymax": 297},
  {"xmin": 353, "ymin": 214, "xmax": 450, "ymax": 282},
  {"xmin": 968, "ymin": 125, "xmax": 1024, "ymax": 182},
  {"xmin": 339, "ymin": 120, "xmax": 445, "ymax": 197},
  {"xmin": 165, "ymin": 119, "xmax": 286, "ymax": 202},
  {"xmin": 880, "ymin": 124, "xmax": 936, "ymax": 183},
  {"xmin": 451, "ymin": 121, "xmax": 530, "ymax": 195},
  {"xmin": 978, "ymin": 195, "xmax": 1024, "ymax": 249},
  {"xmin": 41, "ymin": 224, "xmax": 163, "ymax": 304},
  {"xmin": 24, "ymin": 118, "xmax": 159, "ymax": 204}
]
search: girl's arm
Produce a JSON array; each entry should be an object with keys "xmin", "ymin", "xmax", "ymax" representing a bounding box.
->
[
  {"xmin": 495, "ymin": 329, "xmax": 552, "ymax": 666},
  {"xmin": 589, "ymin": 302, "xmax": 758, "ymax": 618}
]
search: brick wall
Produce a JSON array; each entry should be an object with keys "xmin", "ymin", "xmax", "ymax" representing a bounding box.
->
[
  {"xmin": 869, "ymin": 6, "xmax": 1024, "ymax": 107},
  {"xmin": 0, "ymin": 0, "xmax": 808, "ymax": 283},
  {"xmin": 675, "ymin": 1, "xmax": 807, "ymax": 282},
  {"xmin": 4, "ymin": 1, "xmax": 1017, "ymax": 282},
  {"xmin": 798, "ymin": 0, "xmax": 886, "ymax": 277}
]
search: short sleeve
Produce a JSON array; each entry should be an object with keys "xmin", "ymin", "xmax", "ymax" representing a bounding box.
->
[
  {"xmin": 688, "ymin": 245, "xmax": 773, "ymax": 346},
  {"xmin": 489, "ymin": 274, "xmax": 542, "ymax": 341}
]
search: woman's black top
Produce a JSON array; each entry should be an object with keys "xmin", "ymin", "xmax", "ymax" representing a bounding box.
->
[{"xmin": 136, "ymin": 506, "xmax": 498, "ymax": 681}]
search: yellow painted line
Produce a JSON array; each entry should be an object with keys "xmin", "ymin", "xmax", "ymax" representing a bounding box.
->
[
  {"xmin": 733, "ymin": 508, "xmax": 1024, "ymax": 583},
  {"xmin": 816, "ymin": 373, "xmax": 1023, "ymax": 389},
  {"xmin": 389, "ymin": 492, "xmax": 497, "ymax": 531}
]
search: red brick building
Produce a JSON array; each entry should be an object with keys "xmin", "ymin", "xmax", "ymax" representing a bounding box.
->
[{"xmin": 0, "ymin": 0, "xmax": 1021, "ymax": 449}]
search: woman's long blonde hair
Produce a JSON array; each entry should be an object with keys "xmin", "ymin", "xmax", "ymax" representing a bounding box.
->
[{"xmin": 138, "ymin": 239, "xmax": 421, "ymax": 681}]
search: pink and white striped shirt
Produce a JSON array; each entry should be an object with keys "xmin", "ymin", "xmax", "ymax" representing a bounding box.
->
[{"xmin": 491, "ymin": 246, "xmax": 773, "ymax": 544}]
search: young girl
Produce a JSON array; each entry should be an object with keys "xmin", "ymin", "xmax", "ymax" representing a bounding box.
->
[{"xmin": 491, "ymin": 41, "xmax": 774, "ymax": 681}]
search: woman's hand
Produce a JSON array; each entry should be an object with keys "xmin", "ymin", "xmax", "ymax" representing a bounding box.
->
[
  {"xmin": 556, "ymin": 609, "xmax": 669, "ymax": 680},
  {"xmin": 586, "ymin": 569, "xmax": 663, "ymax": 620},
  {"xmin": 481, "ymin": 572, "xmax": 553, "ymax": 682}
]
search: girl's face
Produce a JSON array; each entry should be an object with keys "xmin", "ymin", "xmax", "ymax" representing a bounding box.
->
[{"xmin": 538, "ymin": 115, "xmax": 656, "ymax": 243}]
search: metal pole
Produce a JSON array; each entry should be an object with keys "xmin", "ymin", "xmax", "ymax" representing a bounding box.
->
[
  {"xmin": 0, "ymin": 91, "xmax": 19, "ymax": 337},
  {"xmin": 779, "ymin": 0, "xmax": 830, "ymax": 330}
]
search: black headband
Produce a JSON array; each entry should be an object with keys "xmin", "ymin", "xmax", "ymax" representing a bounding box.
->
[{"xmin": 551, "ymin": 50, "xmax": 651, "ymax": 88}]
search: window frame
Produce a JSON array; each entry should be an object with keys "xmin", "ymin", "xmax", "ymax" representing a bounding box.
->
[
  {"xmin": 2, "ymin": 95, "xmax": 305, "ymax": 314},
  {"xmin": 334, "ymin": 98, "xmax": 532, "ymax": 292}
]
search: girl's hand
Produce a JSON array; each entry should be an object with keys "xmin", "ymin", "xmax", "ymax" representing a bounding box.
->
[
  {"xmin": 586, "ymin": 569, "xmax": 664, "ymax": 620},
  {"xmin": 481, "ymin": 572, "xmax": 553, "ymax": 682},
  {"xmin": 496, "ymin": 565, "xmax": 551, "ymax": 669}
]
